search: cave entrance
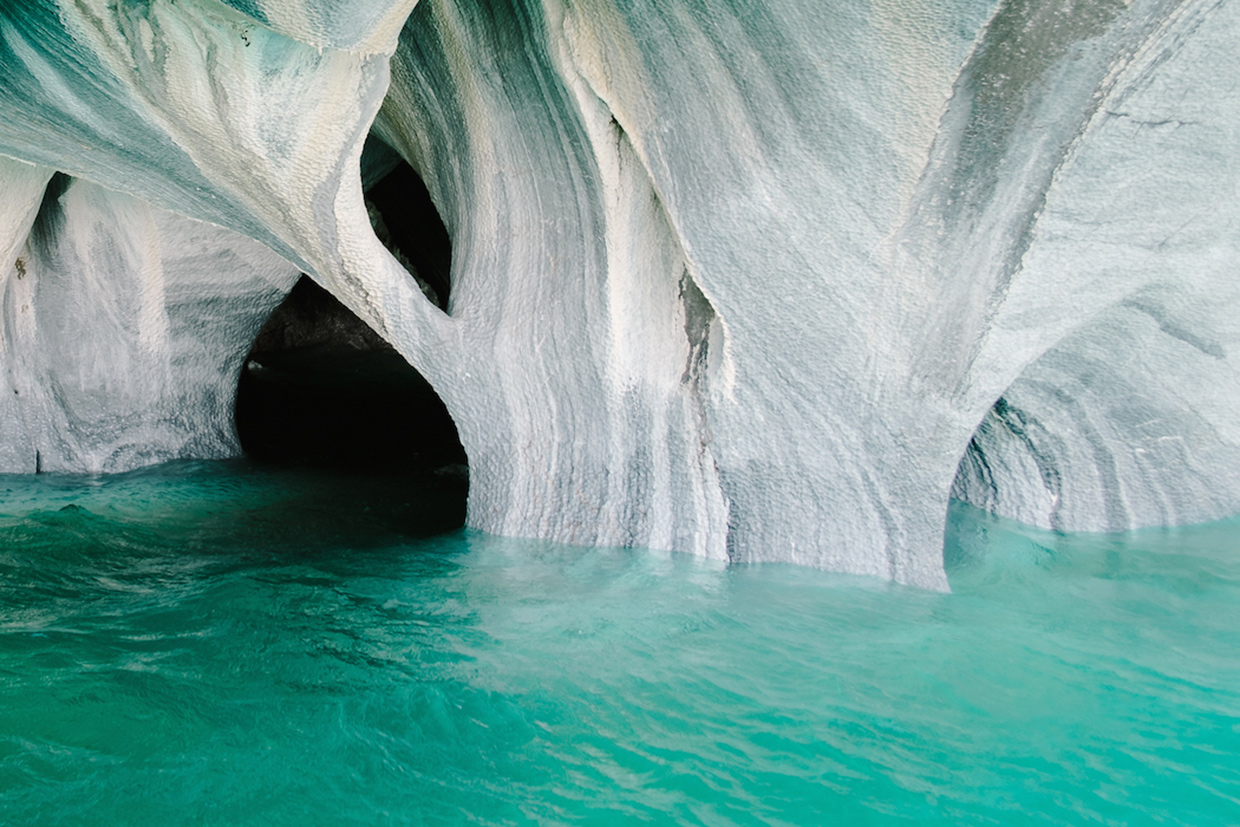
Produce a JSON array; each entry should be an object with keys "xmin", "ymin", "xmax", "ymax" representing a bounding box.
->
[
  {"xmin": 233, "ymin": 144, "xmax": 466, "ymax": 532},
  {"xmin": 235, "ymin": 275, "xmax": 465, "ymax": 467}
]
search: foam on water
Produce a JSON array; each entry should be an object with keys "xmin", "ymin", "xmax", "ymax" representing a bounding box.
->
[{"xmin": 0, "ymin": 461, "xmax": 1237, "ymax": 824}]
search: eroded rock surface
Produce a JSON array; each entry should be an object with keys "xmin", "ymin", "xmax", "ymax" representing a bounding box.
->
[{"xmin": 0, "ymin": 0, "xmax": 1236, "ymax": 587}]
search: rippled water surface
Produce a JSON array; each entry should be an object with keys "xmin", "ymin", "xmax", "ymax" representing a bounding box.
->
[{"xmin": 0, "ymin": 461, "xmax": 1237, "ymax": 825}]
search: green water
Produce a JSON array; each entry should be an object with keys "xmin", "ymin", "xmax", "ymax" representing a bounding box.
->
[{"xmin": 0, "ymin": 461, "xmax": 1237, "ymax": 825}]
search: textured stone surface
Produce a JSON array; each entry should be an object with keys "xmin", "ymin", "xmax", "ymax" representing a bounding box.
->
[
  {"xmin": 0, "ymin": 0, "xmax": 1236, "ymax": 587},
  {"xmin": 951, "ymin": 0, "xmax": 1240, "ymax": 531},
  {"xmin": 0, "ymin": 174, "xmax": 298, "ymax": 473}
]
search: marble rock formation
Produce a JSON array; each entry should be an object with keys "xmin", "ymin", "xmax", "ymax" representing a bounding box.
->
[{"xmin": 0, "ymin": 0, "xmax": 1236, "ymax": 588}]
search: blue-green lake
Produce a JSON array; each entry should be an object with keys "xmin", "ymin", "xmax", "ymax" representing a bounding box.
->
[{"xmin": 0, "ymin": 460, "xmax": 1237, "ymax": 824}]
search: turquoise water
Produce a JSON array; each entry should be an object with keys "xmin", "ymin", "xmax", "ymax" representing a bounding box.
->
[{"xmin": 0, "ymin": 462, "xmax": 1237, "ymax": 825}]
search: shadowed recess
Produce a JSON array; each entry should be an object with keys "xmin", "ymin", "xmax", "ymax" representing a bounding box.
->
[
  {"xmin": 233, "ymin": 276, "xmax": 467, "ymax": 522},
  {"xmin": 28, "ymin": 171, "xmax": 72, "ymax": 260},
  {"xmin": 361, "ymin": 134, "xmax": 453, "ymax": 311}
]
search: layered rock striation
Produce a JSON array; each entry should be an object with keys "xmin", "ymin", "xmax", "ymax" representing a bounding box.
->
[{"xmin": 0, "ymin": 0, "xmax": 1236, "ymax": 587}]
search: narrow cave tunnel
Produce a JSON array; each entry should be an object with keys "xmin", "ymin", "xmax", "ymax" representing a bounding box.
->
[{"xmin": 233, "ymin": 138, "xmax": 467, "ymax": 532}]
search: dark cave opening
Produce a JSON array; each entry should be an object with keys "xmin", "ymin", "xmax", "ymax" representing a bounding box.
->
[
  {"xmin": 360, "ymin": 134, "xmax": 453, "ymax": 311},
  {"xmin": 29, "ymin": 171, "xmax": 72, "ymax": 258},
  {"xmin": 233, "ymin": 147, "xmax": 465, "ymax": 531},
  {"xmin": 234, "ymin": 276, "xmax": 463, "ymax": 467}
]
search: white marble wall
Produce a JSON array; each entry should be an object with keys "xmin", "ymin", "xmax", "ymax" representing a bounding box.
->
[{"xmin": 0, "ymin": 0, "xmax": 1235, "ymax": 588}]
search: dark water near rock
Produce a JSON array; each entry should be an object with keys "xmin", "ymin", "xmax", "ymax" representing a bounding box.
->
[{"xmin": 0, "ymin": 461, "xmax": 1237, "ymax": 825}]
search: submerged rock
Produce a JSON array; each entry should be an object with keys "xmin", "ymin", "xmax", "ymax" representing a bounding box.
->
[{"xmin": 0, "ymin": 0, "xmax": 1236, "ymax": 587}]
